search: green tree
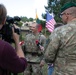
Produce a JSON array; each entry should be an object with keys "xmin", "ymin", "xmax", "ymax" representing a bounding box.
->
[
  {"xmin": 21, "ymin": 16, "xmax": 29, "ymax": 22},
  {"xmin": 42, "ymin": 0, "xmax": 76, "ymax": 22},
  {"xmin": 20, "ymin": 16, "xmax": 34, "ymax": 22},
  {"xmin": 29, "ymin": 17, "xmax": 33, "ymax": 21},
  {"xmin": 40, "ymin": 20, "xmax": 46, "ymax": 28}
]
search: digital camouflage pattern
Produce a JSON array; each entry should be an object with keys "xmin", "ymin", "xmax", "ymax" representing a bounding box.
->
[
  {"xmin": 24, "ymin": 32, "xmax": 46, "ymax": 75},
  {"xmin": 24, "ymin": 33, "xmax": 46, "ymax": 63},
  {"xmin": 44, "ymin": 20, "xmax": 76, "ymax": 75}
]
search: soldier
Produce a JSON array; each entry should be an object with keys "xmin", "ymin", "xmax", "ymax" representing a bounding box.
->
[
  {"xmin": 23, "ymin": 22, "xmax": 46, "ymax": 75},
  {"xmin": 40, "ymin": 2, "xmax": 76, "ymax": 75}
]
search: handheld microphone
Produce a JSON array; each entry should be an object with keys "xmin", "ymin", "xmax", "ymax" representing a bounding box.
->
[
  {"xmin": 36, "ymin": 40, "xmax": 44, "ymax": 51},
  {"xmin": 19, "ymin": 41, "xmax": 24, "ymax": 46}
]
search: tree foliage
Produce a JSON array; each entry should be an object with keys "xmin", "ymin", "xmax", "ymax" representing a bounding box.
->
[
  {"xmin": 20, "ymin": 16, "xmax": 34, "ymax": 22},
  {"xmin": 40, "ymin": 20, "xmax": 46, "ymax": 28},
  {"xmin": 29, "ymin": 18, "xmax": 33, "ymax": 21},
  {"xmin": 42, "ymin": 0, "xmax": 76, "ymax": 22},
  {"xmin": 21, "ymin": 16, "xmax": 29, "ymax": 22}
]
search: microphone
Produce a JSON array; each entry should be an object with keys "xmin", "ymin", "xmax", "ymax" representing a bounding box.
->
[
  {"xmin": 36, "ymin": 40, "xmax": 44, "ymax": 51},
  {"xmin": 19, "ymin": 41, "xmax": 24, "ymax": 46}
]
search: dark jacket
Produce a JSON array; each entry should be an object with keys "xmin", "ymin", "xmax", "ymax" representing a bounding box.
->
[{"xmin": 0, "ymin": 40, "xmax": 27, "ymax": 75}]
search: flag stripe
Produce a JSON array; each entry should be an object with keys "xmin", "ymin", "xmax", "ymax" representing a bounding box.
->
[
  {"xmin": 46, "ymin": 22, "xmax": 54, "ymax": 30},
  {"xmin": 46, "ymin": 24, "xmax": 54, "ymax": 31},
  {"xmin": 46, "ymin": 20, "xmax": 55, "ymax": 32},
  {"xmin": 46, "ymin": 25, "xmax": 54, "ymax": 30},
  {"xmin": 46, "ymin": 12, "xmax": 56, "ymax": 32}
]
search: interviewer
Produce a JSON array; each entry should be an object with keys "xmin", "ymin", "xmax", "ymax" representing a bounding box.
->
[{"xmin": 0, "ymin": 4, "xmax": 27, "ymax": 75}]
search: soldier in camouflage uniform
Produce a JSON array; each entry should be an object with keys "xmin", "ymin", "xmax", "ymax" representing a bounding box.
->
[
  {"xmin": 23, "ymin": 22, "xmax": 46, "ymax": 75},
  {"xmin": 40, "ymin": 2, "xmax": 76, "ymax": 75}
]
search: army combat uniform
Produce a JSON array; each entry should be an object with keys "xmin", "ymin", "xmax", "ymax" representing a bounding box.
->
[
  {"xmin": 23, "ymin": 33, "xmax": 46, "ymax": 75},
  {"xmin": 44, "ymin": 20, "xmax": 76, "ymax": 75}
]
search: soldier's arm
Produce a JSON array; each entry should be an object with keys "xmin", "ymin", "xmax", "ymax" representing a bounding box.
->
[
  {"xmin": 44, "ymin": 30, "xmax": 61, "ymax": 63},
  {"xmin": 40, "ymin": 35, "xmax": 46, "ymax": 47}
]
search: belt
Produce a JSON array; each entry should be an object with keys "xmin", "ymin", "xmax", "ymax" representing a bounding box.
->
[
  {"xmin": 25, "ymin": 51, "xmax": 38, "ymax": 55},
  {"xmin": 25, "ymin": 51, "xmax": 42, "ymax": 56}
]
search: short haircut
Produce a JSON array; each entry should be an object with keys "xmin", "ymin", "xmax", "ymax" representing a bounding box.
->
[
  {"xmin": 0, "ymin": 4, "xmax": 7, "ymax": 24},
  {"xmin": 66, "ymin": 7, "xmax": 76, "ymax": 18},
  {"xmin": 31, "ymin": 22, "xmax": 39, "ymax": 28}
]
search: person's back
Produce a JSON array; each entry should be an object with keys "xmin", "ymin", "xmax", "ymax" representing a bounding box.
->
[
  {"xmin": 42, "ymin": 2, "xmax": 76, "ymax": 75},
  {"xmin": 0, "ymin": 40, "xmax": 27, "ymax": 75},
  {"xmin": 0, "ymin": 4, "xmax": 27, "ymax": 75},
  {"xmin": 50, "ymin": 21, "xmax": 76, "ymax": 74}
]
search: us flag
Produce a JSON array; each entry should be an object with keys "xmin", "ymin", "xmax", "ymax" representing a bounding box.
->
[{"xmin": 46, "ymin": 12, "xmax": 56, "ymax": 32}]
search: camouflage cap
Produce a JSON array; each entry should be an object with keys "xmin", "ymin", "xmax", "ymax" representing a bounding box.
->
[{"xmin": 61, "ymin": 2, "xmax": 76, "ymax": 13}]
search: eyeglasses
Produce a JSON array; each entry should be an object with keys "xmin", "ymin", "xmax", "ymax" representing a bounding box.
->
[
  {"xmin": 60, "ymin": 12, "xmax": 72, "ymax": 18},
  {"xmin": 59, "ymin": 13, "xmax": 66, "ymax": 18}
]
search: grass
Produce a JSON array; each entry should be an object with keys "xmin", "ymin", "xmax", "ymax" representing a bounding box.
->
[
  {"xmin": 17, "ymin": 64, "xmax": 48, "ymax": 75},
  {"xmin": 42, "ymin": 63, "xmax": 48, "ymax": 75}
]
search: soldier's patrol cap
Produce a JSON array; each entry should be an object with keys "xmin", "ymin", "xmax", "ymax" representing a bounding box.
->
[{"xmin": 61, "ymin": 2, "xmax": 76, "ymax": 13}]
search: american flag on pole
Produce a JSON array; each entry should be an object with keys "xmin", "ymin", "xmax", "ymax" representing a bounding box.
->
[{"xmin": 46, "ymin": 12, "xmax": 56, "ymax": 32}]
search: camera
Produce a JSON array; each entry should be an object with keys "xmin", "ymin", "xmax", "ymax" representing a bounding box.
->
[{"xmin": 0, "ymin": 16, "xmax": 21, "ymax": 43}]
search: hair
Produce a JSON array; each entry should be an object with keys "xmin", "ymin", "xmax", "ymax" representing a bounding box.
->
[
  {"xmin": 65, "ymin": 7, "xmax": 76, "ymax": 18},
  {"xmin": 31, "ymin": 22, "xmax": 39, "ymax": 28},
  {"xmin": 0, "ymin": 4, "xmax": 7, "ymax": 24}
]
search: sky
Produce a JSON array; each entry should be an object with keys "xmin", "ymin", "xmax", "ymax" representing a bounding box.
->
[{"xmin": 0, "ymin": 0, "xmax": 47, "ymax": 20}]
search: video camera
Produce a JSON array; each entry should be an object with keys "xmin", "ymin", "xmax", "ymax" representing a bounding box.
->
[{"xmin": 0, "ymin": 16, "xmax": 21, "ymax": 43}]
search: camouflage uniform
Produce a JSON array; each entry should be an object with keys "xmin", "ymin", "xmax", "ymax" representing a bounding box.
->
[
  {"xmin": 24, "ymin": 32, "xmax": 46, "ymax": 75},
  {"xmin": 44, "ymin": 20, "xmax": 76, "ymax": 75}
]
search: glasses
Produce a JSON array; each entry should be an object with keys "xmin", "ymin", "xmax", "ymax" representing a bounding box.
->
[
  {"xmin": 59, "ymin": 12, "xmax": 72, "ymax": 18},
  {"xmin": 59, "ymin": 13, "xmax": 66, "ymax": 18}
]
